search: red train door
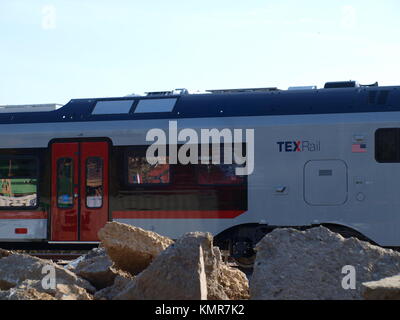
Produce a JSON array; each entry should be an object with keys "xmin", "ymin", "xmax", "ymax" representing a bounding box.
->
[{"xmin": 51, "ymin": 141, "xmax": 109, "ymax": 241}]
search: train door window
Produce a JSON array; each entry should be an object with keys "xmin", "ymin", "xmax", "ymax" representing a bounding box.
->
[
  {"xmin": 0, "ymin": 157, "xmax": 38, "ymax": 208},
  {"xmin": 86, "ymin": 157, "xmax": 103, "ymax": 208},
  {"xmin": 375, "ymin": 128, "xmax": 400, "ymax": 162},
  {"xmin": 57, "ymin": 158, "xmax": 74, "ymax": 208},
  {"xmin": 197, "ymin": 144, "xmax": 245, "ymax": 185},
  {"xmin": 126, "ymin": 148, "xmax": 170, "ymax": 185}
]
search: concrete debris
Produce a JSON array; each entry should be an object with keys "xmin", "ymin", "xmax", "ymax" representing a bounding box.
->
[
  {"xmin": 10, "ymin": 223, "xmax": 400, "ymax": 300},
  {"xmin": 94, "ymin": 273, "xmax": 135, "ymax": 300},
  {"xmin": 200, "ymin": 237, "xmax": 249, "ymax": 300},
  {"xmin": 11, "ymin": 279, "xmax": 93, "ymax": 300},
  {"xmin": 0, "ymin": 249, "xmax": 11, "ymax": 258},
  {"xmin": 0, "ymin": 286, "xmax": 55, "ymax": 300},
  {"xmin": 0, "ymin": 252, "xmax": 95, "ymax": 296},
  {"xmin": 98, "ymin": 222, "xmax": 174, "ymax": 275},
  {"xmin": 114, "ymin": 232, "xmax": 209, "ymax": 300},
  {"xmin": 73, "ymin": 248, "xmax": 118, "ymax": 290},
  {"xmin": 111, "ymin": 231, "xmax": 249, "ymax": 300},
  {"xmin": 250, "ymin": 226, "xmax": 400, "ymax": 300},
  {"xmin": 362, "ymin": 274, "xmax": 400, "ymax": 300}
]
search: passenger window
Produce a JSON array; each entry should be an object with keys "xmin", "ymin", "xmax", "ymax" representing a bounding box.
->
[
  {"xmin": 197, "ymin": 164, "xmax": 244, "ymax": 185},
  {"xmin": 197, "ymin": 144, "xmax": 245, "ymax": 185},
  {"xmin": 86, "ymin": 157, "xmax": 103, "ymax": 208},
  {"xmin": 127, "ymin": 152, "xmax": 170, "ymax": 185},
  {"xmin": 0, "ymin": 158, "xmax": 38, "ymax": 207},
  {"xmin": 57, "ymin": 158, "xmax": 74, "ymax": 208},
  {"xmin": 375, "ymin": 128, "xmax": 400, "ymax": 163}
]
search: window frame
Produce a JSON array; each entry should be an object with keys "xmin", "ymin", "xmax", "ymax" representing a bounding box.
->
[{"xmin": 0, "ymin": 155, "xmax": 40, "ymax": 210}]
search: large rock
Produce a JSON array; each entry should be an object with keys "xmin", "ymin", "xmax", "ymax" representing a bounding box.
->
[
  {"xmin": 98, "ymin": 222, "xmax": 174, "ymax": 275},
  {"xmin": 362, "ymin": 275, "xmax": 400, "ymax": 300},
  {"xmin": 114, "ymin": 232, "xmax": 208, "ymax": 300},
  {"xmin": 250, "ymin": 226, "xmax": 400, "ymax": 300},
  {"xmin": 73, "ymin": 248, "xmax": 117, "ymax": 290},
  {"xmin": 0, "ymin": 252, "xmax": 95, "ymax": 294},
  {"xmin": 94, "ymin": 272, "xmax": 135, "ymax": 300}
]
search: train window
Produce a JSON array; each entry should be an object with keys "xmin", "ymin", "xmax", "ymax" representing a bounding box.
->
[
  {"xmin": 126, "ymin": 152, "xmax": 170, "ymax": 185},
  {"xmin": 375, "ymin": 128, "xmax": 400, "ymax": 162},
  {"xmin": 196, "ymin": 144, "xmax": 245, "ymax": 185},
  {"xmin": 92, "ymin": 100, "xmax": 134, "ymax": 115},
  {"xmin": 57, "ymin": 158, "xmax": 74, "ymax": 208},
  {"xmin": 197, "ymin": 163, "xmax": 245, "ymax": 185},
  {"xmin": 86, "ymin": 157, "xmax": 103, "ymax": 208},
  {"xmin": 0, "ymin": 157, "xmax": 38, "ymax": 208},
  {"xmin": 134, "ymin": 98, "xmax": 177, "ymax": 113}
]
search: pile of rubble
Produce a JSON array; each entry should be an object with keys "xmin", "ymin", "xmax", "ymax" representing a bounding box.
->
[
  {"xmin": 0, "ymin": 222, "xmax": 249, "ymax": 300},
  {"xmin": 2, "ymin": 223, "xmax": 400, "ymax": 300},
  {"xmin": 250, "ymin": 226, "xmax": 400, "ymax": 300}
]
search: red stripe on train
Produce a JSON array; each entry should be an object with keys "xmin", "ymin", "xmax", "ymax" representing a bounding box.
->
[
  {"xmin": 0, "ymin": 211, "xmax": 47, "ymax": 219},
  {"xmin": 113, "ymin": 210, "xmax": 246, "ymax": 219}
]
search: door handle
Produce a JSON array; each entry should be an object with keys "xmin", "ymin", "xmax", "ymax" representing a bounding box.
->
[{"xmin": 74, "ymin": 193, "xmax": 79, "ymax": 198}]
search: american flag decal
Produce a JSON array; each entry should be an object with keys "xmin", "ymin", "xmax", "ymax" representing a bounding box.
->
[{"xmin": 352, "ymin": 143, "xmax": 367, "ymax": 153}]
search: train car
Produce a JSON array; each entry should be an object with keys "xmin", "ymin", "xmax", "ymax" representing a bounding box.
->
[{"xmin": 1, "ymin": 80, "xmax": 400, "ymax": 265}]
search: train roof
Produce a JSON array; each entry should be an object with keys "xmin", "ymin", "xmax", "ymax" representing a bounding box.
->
[{"xmin": 1, "ymin": 83, "xmax": 400, "ymax": 124}]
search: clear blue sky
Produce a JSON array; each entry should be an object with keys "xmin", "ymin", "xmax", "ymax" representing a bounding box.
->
[{"xmin": 1, "ymin": 0, "xmax": 399, "ymax": 105}]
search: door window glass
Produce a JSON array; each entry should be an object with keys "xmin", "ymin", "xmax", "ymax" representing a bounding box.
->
[
  {"xmin": 86, "ymin": 157, "xmax": 103, "ymax": 208},
  {"xmin": 57, "ymin": 158, "xmax": 74, "ymax": 208}
]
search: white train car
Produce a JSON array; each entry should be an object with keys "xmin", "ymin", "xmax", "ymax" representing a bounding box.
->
[{"xmin": 0, "ymin": 81, "xmax": 399, "ymax": 264}]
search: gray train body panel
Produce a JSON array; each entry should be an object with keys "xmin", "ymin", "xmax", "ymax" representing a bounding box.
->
[{"xmin": 0, "ymin": 109, "xmax": 399, "ymax": 245}]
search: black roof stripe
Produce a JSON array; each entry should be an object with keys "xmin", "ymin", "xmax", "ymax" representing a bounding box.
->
[{"xmin": 1, "ymin": 87, "xmax": 400, "ymax": 124}]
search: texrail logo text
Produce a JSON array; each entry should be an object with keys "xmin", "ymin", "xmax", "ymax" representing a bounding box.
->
[{"xmin": 277, "ymin": 140, "xmax": 321, "ymax": 152}]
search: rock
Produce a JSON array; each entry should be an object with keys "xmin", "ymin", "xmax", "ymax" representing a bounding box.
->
[
  {"xmin": 94, "ymin": 272, "xmax": 135, "ymax": 300},
  {"xmin": 362, "ymin": 275, "xmax": 400, "ymax": 300},
  {"xmin": 0, "ymin": 286, "xmax": 55, "ymax": 300},
  {"xmin": 114, "ymin": 232, "xmax": 208, "ymax": 300},
  {"xmin": 250, "ymin": 226, "xmax": 400, "ymax": 300},
  {"xmin": 64, "ymin": 256, "xmax": 85, "ymax": 271},
  {"xmin": 10, "ymin": 279, "xmax": 92, "ymax": 300},
  {"xmin": 0, "ymin": 249, "xmax": 11, "ymax": 258},
  {"xmin": 202, "ymin": 241, "xmax": 249, "ymax": 300},
  {"xmin": 73, "ymin": 248, "xmax": 117, "ymax": 289},
  {"xmin": 98, "ymin": 222, "xmax": 174, "ymax": 275},
  {"xmin": 216, "ymin": 263, "xmax": 250, "ymax": 300},
  {"xmin": 65, "ymin": 247, "xmax": 105, "ymax": 271},
  {"xmin": 0, "ymin": 252, "xmax": 95, "ymax": 294}
]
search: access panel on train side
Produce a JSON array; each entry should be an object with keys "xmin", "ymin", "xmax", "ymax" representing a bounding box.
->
[
  {"xmin": 51, "ymin": 141, "xmax": 109, "ymax": 241},
  {"xmin": 304, "ymin": 160, "xmax": 348, "ymax": 206}
]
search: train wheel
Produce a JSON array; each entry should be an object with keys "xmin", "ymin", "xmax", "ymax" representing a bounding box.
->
[
  {"xmin": 231, "ymin": 238, "xmax": 256, "ymax": 269},
  {"xmin": 233, "ymin": 255, "xmax": 256, "ymax": 269}
]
